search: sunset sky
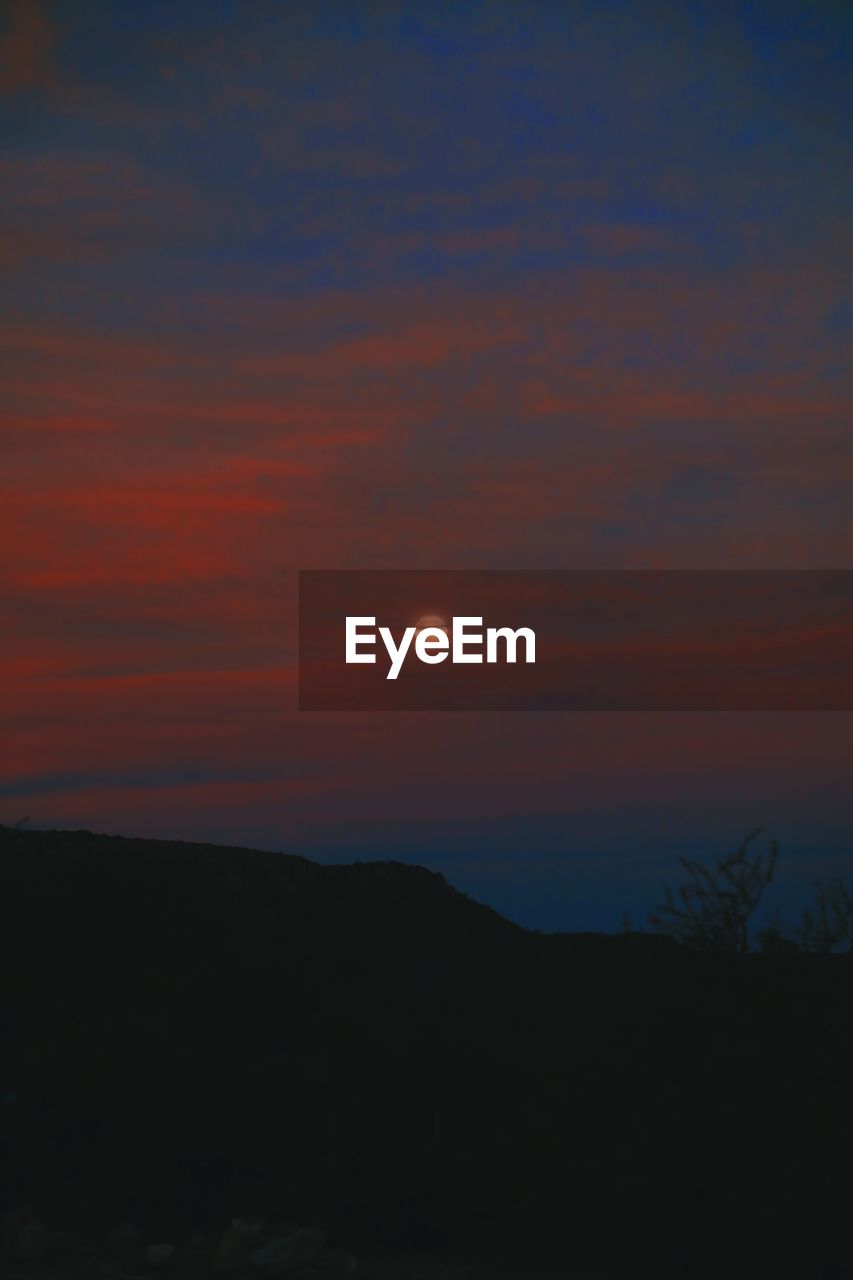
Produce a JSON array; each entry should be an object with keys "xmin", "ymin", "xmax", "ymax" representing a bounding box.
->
[{"xmin": 2, "ymin": 0, "xmax": 851, "ymax": 929}]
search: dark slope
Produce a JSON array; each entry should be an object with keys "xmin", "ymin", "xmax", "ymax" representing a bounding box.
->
[{"xmin": 1, "ymin": 826, "xmax": 851, "ymax": 1277}]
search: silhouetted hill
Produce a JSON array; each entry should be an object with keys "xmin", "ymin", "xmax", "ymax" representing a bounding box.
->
[{"xmin": 1, "ymin": 826, "xmax": 851, "ymax": 1278}]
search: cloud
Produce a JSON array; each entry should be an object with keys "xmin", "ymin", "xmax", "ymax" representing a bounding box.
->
[
  {"xmin": 0, "ymin": 0, "xmax": 57, "ymax": 97},
  {"xmin": 3, "ymin": 0, "xmax": 851, "ymax": 908}
]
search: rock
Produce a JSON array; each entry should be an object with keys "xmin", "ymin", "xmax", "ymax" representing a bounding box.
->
[
  {"xmin": 17, "ymin": 1216, "xmax": 51, "ymax": 1260},
  {"xmin": 232, "ymin": 1216, "xmax": 266, "ymax": 1233},
  {"xmin": 48, "ymin": 1229, "xmax": 81, "ymax": 1262},
  {"xmin": 355, "ymin": 1264, "xmax": 468, "ymax": 1280},
  {"xmin": 184, "ymin": 1232, "xmax": 210, "ymax": 1251},
  {"xmin": 267, "ymin": 1220, "xmax": 298, "ymax": 1241},
  {"xmin": 1, "ymin": 1205, "xmax": 36, "ymax": 1257},
  {"xmin": 179, "ymin": 1234, "xmax": 216, "ymax": 1280},
  {"xmin": 82, "ymin": 1261, "xmax": 125, "ymax": 1279},
  {"xmin": 217, "ymin": 1226, "xmax": 249, "ymax": 1272},
  {"xmin": 147, "ymin": 1242, "xmax": 176, "ymax": 1266},
  {"xmin": 251, "ymin": 1236, "xmax": 291, "ymax": 1275},
  {"xmin": 104, "ymin": 1222, "xmax": 145, "ymax": 1258},
  {"xmin": 231, "ymin": 1215, "xmax": 268, "ymax": 1249},
  {"xmin": 251, "ymin": 1227, "xmax": 328, "ymax": 1274},
  {"xmin": 316, "ymin": 1247, "xmax": 358, "ymax": 1273}
]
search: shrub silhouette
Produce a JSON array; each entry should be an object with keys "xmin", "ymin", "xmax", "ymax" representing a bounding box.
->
[
  {"xmin": 648, "ymin": 828, "xmax": 778, "ymax": 952},
  {"xmin": 797, "ymin": 877, "xmax": 853, "ymax": 954}
]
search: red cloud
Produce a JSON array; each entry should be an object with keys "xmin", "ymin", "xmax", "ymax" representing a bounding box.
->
[{"xmin": 0, "ymin": 0, "xmax": 56, "ymax": 97}]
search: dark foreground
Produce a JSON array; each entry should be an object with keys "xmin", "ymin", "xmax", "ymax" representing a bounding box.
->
[{"xmin": 1, "ymin": 826, "xmax": 852, "ymax": 1278}]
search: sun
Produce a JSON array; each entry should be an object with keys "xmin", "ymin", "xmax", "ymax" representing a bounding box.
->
[{"xmin": 414, "ymin": 614, "xmax": 447, "ymax": 636}]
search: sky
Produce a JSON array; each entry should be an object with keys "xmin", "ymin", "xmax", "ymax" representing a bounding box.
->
[{"xmin": 1, "ymin": 0, "xmax": 851, "ymax": 931}]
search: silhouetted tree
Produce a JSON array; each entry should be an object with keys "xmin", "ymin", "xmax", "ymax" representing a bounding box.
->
[
  {"xmin": 797, "ymin": 878, "xmax": 853, "ymax": 954},
  {"xmin": 648, "ymin": 828, "xmax": 778, "ymax": 953}
]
